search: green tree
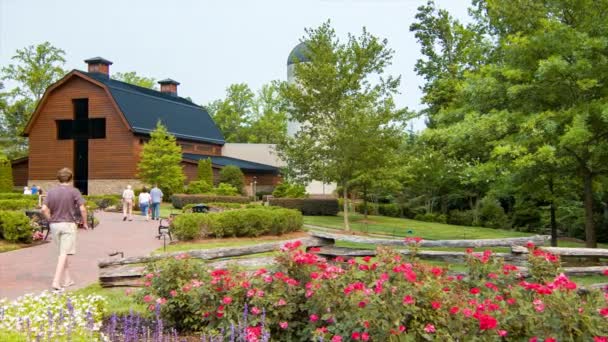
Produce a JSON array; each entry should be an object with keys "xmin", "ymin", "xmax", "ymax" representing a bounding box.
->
[
  {"xmin": 113, "ymin": 71, "xmax": 157, "ymax": 89},
  {"xmin": 137, "ymin": 121, "xmax": 185, "ymax": 194},
  {"xmin": 278, "ymin": 22, "xmax": 407, "ymax": 230},
  {"xmin": 248, "ymin": 81, "xmax": 288, "ymax": 143},
  {"xmin": 218, "ymin": 165, "xmax": 245, "ymax": 195},
  {"xmin": 197, "ymin": 158, "xmax": 214, "ymax": 186},
  {"xmin": 209, "ymin": 83, "xmax": 255, "ymax": 142},
  {"xmin": 0, "ymin": 154, "xmax": 14, "ymax": 192}
]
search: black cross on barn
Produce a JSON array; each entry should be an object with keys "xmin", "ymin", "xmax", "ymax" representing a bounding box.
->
[{"xmin": 56, "ymin": 98, "xmax": 106, "ymax": 194}]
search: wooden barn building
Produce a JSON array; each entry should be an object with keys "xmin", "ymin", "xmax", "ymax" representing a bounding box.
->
[{"xmin": 15, "ymin": 57, "xmax": 280, "ymax": 195}]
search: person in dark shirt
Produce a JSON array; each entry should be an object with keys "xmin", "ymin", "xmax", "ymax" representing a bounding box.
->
[{"xmin": 41, "ymin": 168, "xmax": 88, "ymax": 292}]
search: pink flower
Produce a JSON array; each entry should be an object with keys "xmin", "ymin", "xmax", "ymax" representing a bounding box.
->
[
  {"xmin": 250, "ymin": 307, "xmax": 261, "ymax": 315},
  {"xmin": 143, "ymin": 295, "xmax": 153, "ymax": 303},
  {"xmin": 170, "ymin": 290, "xmax": 177, "ymax": 297},
  {"xmin": 529, "ymin": 337, "xmax": 538, "ymax": 342},
  {"xmin": 498, "ymin": 330, "xmax": 507, "ymax": 337},
  {"xmin": 399, "ymin": 325, "xmax": 406, "ymax": 332},
  {"xmin": 402, "ymin": 295, "xmax": 414, "ymax": 305},
  {"xmin": 424, "ymin": 324, "xmax": 436, "ymax": 333},
  {"xmin": 124, "ymin": 289, "xmax": 133, "ymax": 296},
  {"xmin": 277, "ymin": 298, "xmax": 287, "ymax": 306},
  {"xmin": 449, "ymin": 306, "xmax": 460, "ymax": 314},
  {"xmin": 222, "ymin": 296, "xmax": 233, "ymax": 305},
  {"xmin": 478, "ymin": 314, "xmax": 497, "ymax": 330},
  {"xmin": 358, "ymin": 301, "xmax": 367, "ymax": 308},
  {"xmin": 594, "ymin": 337, "xmax": 608, "ymax": 342},
  {"xmin": 156, "ymin": 297, "xmax": 167, "ymax": 305},
  {"xmin": 279, "ymin": 321, "xmax": 288, "ymax": 329},
  {"xmin": 431, "ymin": 301, "xmax": 441, "ymax": 310},
  {"xmin": 603, "ymin": 269, "xmax": 608, "ymax": 276},
  {"xmin": 546, "ymin": 338, "xmax": 556, "ymax": 342},
  {"xmin": 331, "ymin": 336, "xmax": 343, "ymax": 342},
  {"xmin": 361, "ymin": 332, "xmax": 370, "ymax": 341},
  {"xmin": 310, "ymin": 314, "xmax": 319, "ymax": 322},
  {"xmin": 599, "ymin": 307, "xmax": 608, "ymax": 317},
  {"xmin": 470, "ymin": 287, "xmax": 480, "ymax": 295},
  {"xmin": 351, "ymin": 332, "xmax": 361, "ymax": 340},
  {"xmin": 145, "ymin": 273, "xmax": 154, "ymax": 279}
]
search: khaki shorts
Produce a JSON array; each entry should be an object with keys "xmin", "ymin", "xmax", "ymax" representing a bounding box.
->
[{"xmin": 50, "ymin": 222, "xmax": 77, "ymax": 255}]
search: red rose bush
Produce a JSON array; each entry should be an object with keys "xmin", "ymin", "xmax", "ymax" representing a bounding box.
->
[{"xmin": 137, "ymin": 240, "xmax": 608, "ymax": 341}]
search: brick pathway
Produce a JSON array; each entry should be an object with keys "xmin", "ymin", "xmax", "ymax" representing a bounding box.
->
[{"xmin": 0, "ymin": 211, "xmax": 164, "ymax": 301}]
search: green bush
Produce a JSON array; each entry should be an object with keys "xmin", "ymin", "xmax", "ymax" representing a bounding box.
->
[
  {"xmin": 378, "ymin": 203, "xmax": 401, "ymax": 217},
  {"xmin": 219, "ymin": 165, "xmax": 245, "ymax": 194},
  {"xmin": 0, "ymin": 210, "xmax": 32, "ymax": 243},
  {"xmin": 448, "ymin": 210, "xmax": 475, "ymax": 226},
  {"xmin": 214, "ymin": 182, "xmax": 239, "ymax": 196},
  {"xmin": 83, "ymin": 195, "xmax": 121, "ymax": 209},
  {"xmin": 0, "ymin": 199, "xmax": 37, "ymax": 210},
  {"xmin": 197, "ymin": 158, "xmax": 214, "ymax": 186},
  {"xmin": 272, "ymin": 183, "xmax": 307, "ymax": 198},
  {"xmin": 0, "ymin": 156, "xmax": 13, "ymax": 193},
  {"xmin": 268, "ymin": 198, "xmax": 339, "ymax": 216},
  {"xmin": 414, "ymin": 212, "xmax": 447, "ymax": 223},
  {"xmin": 355, "ymin": 202, "xmax": 379, "ymax": 215},
  {"xmin": 172, "ymin": 194, "xmax": 250, "ymax": 209},
  {"xmin": 478, "ymin": 196, "xmax": 510, "ymax": 229},
  {"xmin": 184, "ymin": 180, "xmax": 213, "ymax": 194},
  {"xmin": 171, "ymin": 208, "xmax": 302, "ymax": 240},
  {"xmin": 0, "ymin": 193, "xmax": 31, "ymax": 200}
]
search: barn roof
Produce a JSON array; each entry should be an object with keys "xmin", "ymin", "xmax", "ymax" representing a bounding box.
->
[
  {"xmin": 82, "ymin": 71, "xmax": 225, "ymax": 145},
  {"xmin": 182, "ymin": 153, "xmax": 279, "ymax": 173}
]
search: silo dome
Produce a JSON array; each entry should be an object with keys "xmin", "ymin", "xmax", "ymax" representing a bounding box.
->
[{"xmin": 287, "ymin": 42, "xmax": 311, "ymax": 66}]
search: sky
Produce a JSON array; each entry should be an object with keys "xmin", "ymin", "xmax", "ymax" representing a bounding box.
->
[{"xmin": 0, "ymin": 0, "xmax": 472, "ymax": 130}]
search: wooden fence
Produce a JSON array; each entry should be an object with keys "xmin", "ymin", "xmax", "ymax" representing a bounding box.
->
[{"xmin": 98, "ymin": 232, "xmax": 608, "ymax": 289}]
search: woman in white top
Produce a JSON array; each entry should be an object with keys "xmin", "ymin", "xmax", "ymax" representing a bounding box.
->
[
  {"xmin": 122, "ymin": 185, "xmax": 135, "ymax": 221},
  {"xmin": 138, "ymin": 187, "xmax": 152, "ymax": 221}
]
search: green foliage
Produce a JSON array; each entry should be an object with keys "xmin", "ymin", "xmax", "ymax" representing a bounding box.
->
[
  {"xmin": 214, "ymin": 182, "xmax": 239, "ymax": 196},
  {"xmin": 277, "ymin": 21, "xmax": 407, "ymax": 230},
  {"xmin": 0, "ymin": 199, "xmax": 36, "ymax": 210},
  {"xmin": 218, "ymin": 166, "xmax": 244, "ymax": 194},
  {"xmin": 272, "ymin": 182, "xmax": 307, "ymax": 198},
  {"xmin": 448, "ymin": 210, "xmax": 475, "ymax": 226},
  {"xmin": 170, "ymin": 207, "xmax": 302, "ymax": 240},
  {"xmin": 83, "ymin": 195, "xmax": 121, "ymax": 209},
  {"xmin": 355, "ymin": 202, "xmax": 379, "ymax": 216},
  {"xmin": 184, "ymin": 180, "xmax": 213, "ymax": 194},
  {"xmin": 137, "ymin": 121, "xmax": 185, "ymax": 195},
  {"xmin": 197, "ymin": 158, "xmax": 214, "ymax": 185},
  {"xmin": 378, "ymin": 203, "xmax": 401, "ymax": 217},
  {"xmin": 0, "ymin": 210, "xmax": 32, "ymax": 243},
  {"xmin": 268, "ymin": 198, "xmax": 339, "ymax": 216},
  {"xmin": 478, "ymin": 196, "xmax": 509, "ymax": 229},
  {"xmin": 112, "ymin": 71, "xmax": 156, "ymax": 89},
  {"xmin": 414, "ymin": 212, "xmax": 447, "ymax": 224},
  {"xmin": 171, "ymin": 194, "xmax": 250, "ymax": 209},
  {"xmin": 0, "ymin": 156, "xmax": 13, "ymax": 192}
]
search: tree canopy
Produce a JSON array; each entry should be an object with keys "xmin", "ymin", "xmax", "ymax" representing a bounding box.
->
[{"xmin": 113, "ymin": 71, "xmax": 157, "ymax": 89}]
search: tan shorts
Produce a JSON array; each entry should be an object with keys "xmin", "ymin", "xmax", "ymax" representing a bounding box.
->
[{"xmin": 50, "ymin": 222, "xmax": 77, "ymax": 255}]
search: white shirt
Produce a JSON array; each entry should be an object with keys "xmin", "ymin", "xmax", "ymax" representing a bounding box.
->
[
  {"xmin": 139, "ymin": 192, "xmax": 151, "ymax": 205},
  {"xmin": 122, "ymin": 189, "xmax": 134, "ymax": 200}
]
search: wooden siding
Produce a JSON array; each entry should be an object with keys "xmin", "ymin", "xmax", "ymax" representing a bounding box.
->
[
  {"xmin": 28, "ymin": 76, "xmax": 136, "ymax": 180},
  {"xmin": 178, "ymin": 142, "xmax": 221, "ymax": 156}
]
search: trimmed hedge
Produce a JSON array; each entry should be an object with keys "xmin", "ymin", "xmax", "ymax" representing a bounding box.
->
[
  {"xmin": 84, "ymin": 195, "xmax": 121, "ymax": 209},
  {"xmin": 268, "ymin": 198, "xmax": 339, "ymax": 216},
  {"xmin": 0, "ymin": 193, "xmax": 33, "ymax": 200},
  {"xmin": 0, "ymin": 199, "xmax": 37, "ymax": 210},
  {"xmin": 171, "ymin": 208, "xmax": 302, "ymax": 240},
  {"xmin": 0, "ymin": 210, "xmax": 32, "ymax": 243},
  {"xmin": 171, "ymin": 194, "xmax": 250, "ymax": 209}
]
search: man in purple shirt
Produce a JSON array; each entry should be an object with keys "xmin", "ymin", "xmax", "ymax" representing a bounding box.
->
[{"xmin": 41, "ymin": 168, "xmax": 88, "ymax": 291}]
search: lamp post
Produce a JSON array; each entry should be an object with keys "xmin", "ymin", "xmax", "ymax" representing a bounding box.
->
[{"xmin": 252, "ymin": 176, "xmax": 258, "ymax": 201}]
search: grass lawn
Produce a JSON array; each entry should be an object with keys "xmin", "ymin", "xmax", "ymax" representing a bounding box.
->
[
  {"xmin": 0, "ymin": 240, "xmax": 24, "ymax": 253},
  {"xmin": 70, "ymin": 283, "xmax": 147, "ymax": 317}
]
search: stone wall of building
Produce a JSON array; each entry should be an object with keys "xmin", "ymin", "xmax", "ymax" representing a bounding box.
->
[{"xmin": 29, "ymin": 179, "xmax": 144, "ymax": 195}]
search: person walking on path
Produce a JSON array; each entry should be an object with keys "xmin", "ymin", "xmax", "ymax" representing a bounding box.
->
[
  {"xmin": 41, "ymin": 168, "xmax": 88, "ymax": 292},
  {"xmin": 150, "ymin": 184, "xmax": 163, "ymax": 220},
  {"xmin": 139, "ymin": 187, "xmax": 152, "ymax": 221},
  {"xmin": 122, "ymin": 185, "xmax": 135, "ymax": 221}
]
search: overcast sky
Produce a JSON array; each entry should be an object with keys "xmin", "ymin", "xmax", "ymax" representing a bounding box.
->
[{"xmin": 0, "ymin": 0, "xmax": 471, "ymax": 130}]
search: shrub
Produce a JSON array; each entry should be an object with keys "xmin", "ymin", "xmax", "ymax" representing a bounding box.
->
[
  {"xmin": 171, "ymin": 194, "xmax": 250, "ymax": 209},
  {"xmin": 0, "ymin": 198, "xmax": 36, "ymax": 210},
  {"xmin": 219, "ymin": 165, "xmax": 245, "ymax": 194},
  {"xmin": 448, "ymin": 210, "xmax": 475, "ymax": 226},
  {"xmin": 0, "ymin": 210, "xmax": 32, "ymax": 243},
  {"xmin": 378, "ymin": 203, "xmax": 401, "ymax": 217},
  {"xmin": 197, "ymin": 158, "xmax": 214, "ymax": 186},
  {"xmin": 0, "ymin": 156, "xmax": 13, "ymax": 193},
  {"xmin": 272, "ymin": 183, "xmax": 307, "ymax": 198},
  {"xmin": 355, "ymin": 202, "xmax": 379, "ymax": 215},
  {"xmin": 268, "ymin": 198, "xmax": 339, "ymax": 216},
  {"xmin": 170, "ymin": 208, "xmax": 302, "ymax": 240},
  {"xmin": 84, "ymin": 195, "xmax": 121, "ymax": 209},
  {"xmin": 478, "ymin": 196, "xmax": 510, "ymax": 229},
  {"xmin": 214, "ymin": 182, "xmax": 239, "ymax": 196},
  {"xmin": 0, "ymin": 193, "xmax": 30, "ymax": 200},
  {"xmin": 414, "ymin": 212, "xmax": 447, "ymax": 223},
  {"xmin": 184, "ymin": 180, "xmax": 213, "ymax": 194}
]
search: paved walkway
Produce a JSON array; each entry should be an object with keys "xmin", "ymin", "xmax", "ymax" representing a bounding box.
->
[{"xmin": 0, "ymin": 211, "xmax": 164, "ymax": 301}]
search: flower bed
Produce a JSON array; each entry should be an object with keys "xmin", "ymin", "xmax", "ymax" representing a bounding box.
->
[
  {"xmin": 0, "ymin": 291, "xmax": 106, "ymax": 341},
  {"xmin": 137, "ymin": 241, "xmax": 608, "ymax": 341}
]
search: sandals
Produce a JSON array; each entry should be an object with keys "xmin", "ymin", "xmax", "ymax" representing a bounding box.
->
[
  {"xmin": 63, "ymin": 280, "xmax": 75, "ymax": 288},
  {"xmin": 51, "ymin": 287, "xmax": 65, "ymax": 294}
]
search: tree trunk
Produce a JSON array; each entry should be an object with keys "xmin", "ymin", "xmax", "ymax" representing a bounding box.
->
[
  {"xmin": 549, "ymin": 179, "xmax": 557, "ymax": 247},
  {"xmin": 583, "ymin": 170, "xmax": 597, "ymax": 248},
  {"xmin": 343, "ymin": 185, "xmax": 351, "ymax": 232},
  {"xmin": 363, "ymin": 185, "xmax": 368, "ymax": 220}
]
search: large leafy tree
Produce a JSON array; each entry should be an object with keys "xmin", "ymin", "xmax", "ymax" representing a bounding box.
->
[
  {"xmin": 137, "ymin": 121, "xmax": 185, "ymax": 194},
  {"xmin": 113, "ymin": 71, "xmax": 156, "ymax": 89},
  {"xmin": 278, "ymin": 22, "xmax": 406, "ymax": 230},
  {"xmin": 209, "ymin": 83, "xmax": 255, "ymax": 142},
  {"xmin": 0, "ymin": 42, "xmax": 66, "ymax": 158},
  {"xmin": 247, "ymin": 81, "xmax": 288, "ymax": 144}
]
